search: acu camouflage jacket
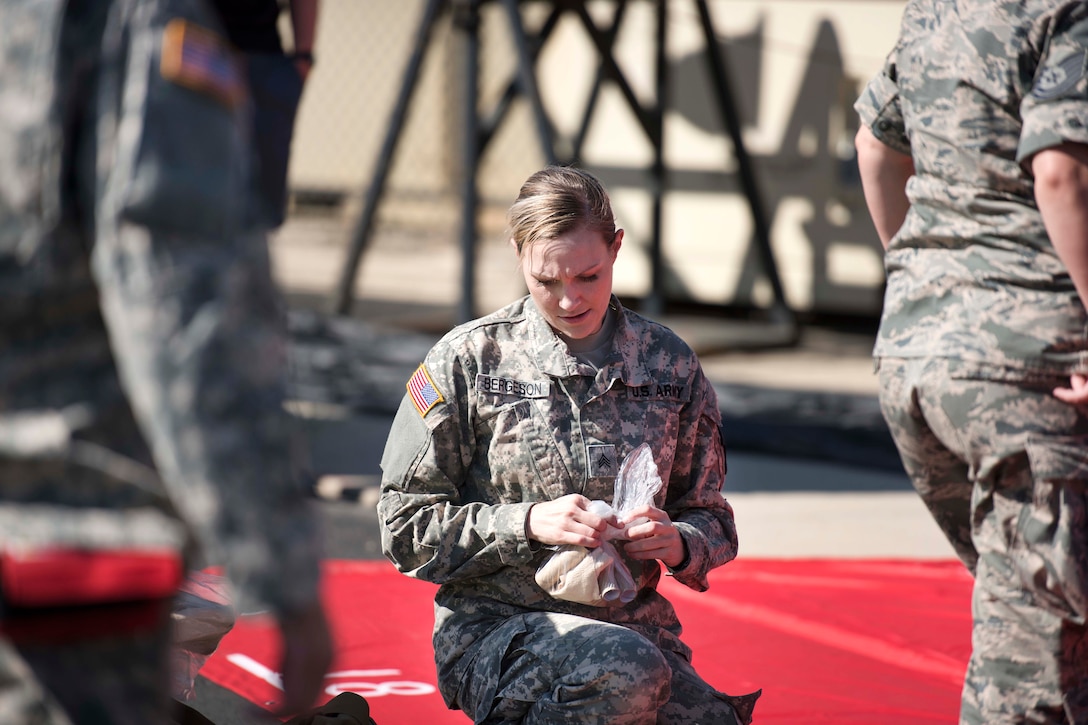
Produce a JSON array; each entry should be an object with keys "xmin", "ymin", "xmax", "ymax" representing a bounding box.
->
[{"xmin": 379, "ymin": 295, "xmax": 737, "ymax": 704}]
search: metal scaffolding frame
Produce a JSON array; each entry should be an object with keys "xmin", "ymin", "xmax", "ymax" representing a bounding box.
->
[{"xmin": 331, "ymin": 0, "xmax": 796, "ymax": 341}]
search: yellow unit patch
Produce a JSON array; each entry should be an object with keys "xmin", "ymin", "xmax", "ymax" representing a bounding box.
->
[{"xmin": 160, "ymin": 19, "xmax": 244, "ymax": 108}]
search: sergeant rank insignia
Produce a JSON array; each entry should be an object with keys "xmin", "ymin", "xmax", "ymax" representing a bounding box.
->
[
  {"xmin": 1033, "ymin": 51, "xmax": 1087, "ymax": 100},
  {"xmin": 587, "ymin": 444, "xmax": 617, "ymax": 479}
]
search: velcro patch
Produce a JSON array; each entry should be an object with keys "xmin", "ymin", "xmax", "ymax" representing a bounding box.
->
[
  {"xmin": 1033, "ymin": 51, "xmax": 1087, "ymax": 100},
  {"xmin": 407, "ymin": 364, "xmax": 444, "ymax": 418},
  {"xmin": 587, "ymin": 444, "xmax": 618, "ymax": 478},
  {"xmin": 625, "ymin": 382, "xmax": 688, "ymax": 401},
  {"xmin": 475, "ymin": 373, "xmax": 551, "ymax": 399},
  {"xmin": 160, "ymin": 19, "xmax": 244, "ymax": 108}
]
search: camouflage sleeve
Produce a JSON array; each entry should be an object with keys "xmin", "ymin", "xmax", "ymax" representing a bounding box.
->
[
  {"xmin": 87, "ymin": 0, "xmax": 321, "ymax": 617},
  {"xmin": 1018, "ymin": 9, "xmax": 1088, "ymax": 163},
  {"xmin": 854, "ymin": 52, "xmax": 911, "ymax": 156},
  {"xmin": 662, "ymin": 364, "xmax": 736, "ymax": 592},
  {"xmin": 378, "ymin": 350, "xmax": 538, "ymax": 584}
]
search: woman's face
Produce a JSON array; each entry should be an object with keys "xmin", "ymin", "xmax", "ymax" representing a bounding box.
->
[{"xmin": 516, "ymin": 225, "xmax": 623, "ymax": 340}]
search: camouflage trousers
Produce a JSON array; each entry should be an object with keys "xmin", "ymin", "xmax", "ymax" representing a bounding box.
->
[
  {"xmin": 0, "ymin": 602, "xmax": 174, "ymax": 724},
  {"xmin": 453, "ymin": 611, "xmax": 750, "ymax": 724},
  {"xmin": 879, "ymin": 357, "xmax": 1088, "ymax": 724}
]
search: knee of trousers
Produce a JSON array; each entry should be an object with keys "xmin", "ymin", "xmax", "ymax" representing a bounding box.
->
[{"xmin": 562, "ymin": 625, "xmax": 672, "ymax": 704}]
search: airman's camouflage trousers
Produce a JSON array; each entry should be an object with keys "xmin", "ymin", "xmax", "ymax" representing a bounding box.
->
[
  {"xmin": 879, "ymin": 357, "xmax": 1088, "ymax": 724},
  {"xmin": 453, "ymin": 611, "xmax": 757, "ymax": 724}
]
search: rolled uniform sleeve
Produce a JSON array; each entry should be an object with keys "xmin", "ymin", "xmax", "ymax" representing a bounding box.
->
[
  {"xmin": 662, "ymin": 366, "xmax": 736, "ymax": 592},
  {"xmin": 378, "ymin": 348, "xmax": 538, "ymax": 584},
  {"xmin": 1019, "ymin": 12, "xmax": 1088, "ymax": 163},
  {"xmin": 855, "ymin": 52, "xmax": 910, "ymax": 155},
  {"xmin": 89, "ymin": 0, "xmax": 321, "ymax": 617}
]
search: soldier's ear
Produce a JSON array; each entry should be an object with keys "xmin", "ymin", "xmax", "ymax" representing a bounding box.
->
[{"xmin": 611, "ymin": 229, "xmax": 624, "ymax": 259}]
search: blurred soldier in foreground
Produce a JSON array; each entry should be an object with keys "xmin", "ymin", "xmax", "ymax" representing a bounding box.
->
[
  {"xmin": 0, "ymin": 0, "xmax": 330, "ymax": 722},
  {"xmin": 856, "ymin": 1, "xmax": 1088, "ymax": 722}
]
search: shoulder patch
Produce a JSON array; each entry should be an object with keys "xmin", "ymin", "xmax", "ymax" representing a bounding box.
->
[
  {"xmin": 160, "ymin": 19, "xmax": 244, "ymax": 108},
  {"xmin": 1033, "ymin": 51, "xmax": 1087, "ymax": 101},
  {"xmin": 407, "ymin": 364, "xmax": 444, "ymax": 418}
]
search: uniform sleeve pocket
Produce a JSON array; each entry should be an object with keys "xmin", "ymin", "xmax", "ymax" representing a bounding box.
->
[{"xmin": 860, "ymin": 73, "xmax": 909, "ymax": 155}]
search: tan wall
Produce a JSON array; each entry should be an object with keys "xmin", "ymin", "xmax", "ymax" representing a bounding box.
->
[{"xmin": 289, "ymin": 0, "xmax": 908, "ymax": 317}]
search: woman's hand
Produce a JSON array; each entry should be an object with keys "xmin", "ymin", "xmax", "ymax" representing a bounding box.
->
[
  {"xmin": 1054, "ymin": 373, "xmax": 1088, "ymax": 405},
  {"xmin": 619, "ymin": 505, "xmax": 687, "ymax": 569},
  {"xmin": 526, "ymin": 494, "xmax": 615, "ymax": 547}
]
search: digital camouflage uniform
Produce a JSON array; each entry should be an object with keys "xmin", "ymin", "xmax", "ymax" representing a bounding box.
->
[
  {"xmin": 379, "ymin": 295, "xmax": 759, "ymax": 724},
  {"xmin": 856, "ymin": 2, "xmax": 1088, "ymax": 722},
  {"xmin": 0, "ymin": 0, "xmax": 322, "ymax": 722}
]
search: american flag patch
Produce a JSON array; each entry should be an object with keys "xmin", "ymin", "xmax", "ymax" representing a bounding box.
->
[
  {"xmin": 159, "ymin": 19, "xmax": 244, "ymax": 108},
  {"xmin": 407, "ymin": 364, "xmax": 444, "ymax": 418}
]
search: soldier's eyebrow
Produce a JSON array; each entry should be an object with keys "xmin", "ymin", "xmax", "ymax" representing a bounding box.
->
[{"xmin": 531, "ymin": 261, "xmax": 604, "ymax": 283}]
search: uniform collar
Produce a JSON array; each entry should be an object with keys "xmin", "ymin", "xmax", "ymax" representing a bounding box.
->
[{"xmin": 526, "ymin": 295, "xmax": 655, "ymax": 386}]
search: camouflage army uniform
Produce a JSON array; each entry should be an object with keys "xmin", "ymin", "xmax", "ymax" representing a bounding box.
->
[
  {"xmin": 379, "ymin": 295, "xmax": 759, "ymax": 724},
  {"xmin": 0, "ymin": 0, "xmax": 322, "ymax": 722},
  {"xmin": 856, "ymin": 2, "xmax": 1088, "ymax": 722}
]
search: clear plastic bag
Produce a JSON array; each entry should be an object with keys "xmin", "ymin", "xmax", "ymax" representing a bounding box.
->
[
  {"xmin": 535, "ymin": 443, "xmax": 664, "ymax": 606},
  {"xmin": 170, "ymin": 569, "xmax": 236, "ymax": 701}
]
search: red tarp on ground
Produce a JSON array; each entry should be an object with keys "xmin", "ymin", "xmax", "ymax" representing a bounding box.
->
[{"xmin": 198, "ymin": 558, "xmax": 973, "ymax": 724}]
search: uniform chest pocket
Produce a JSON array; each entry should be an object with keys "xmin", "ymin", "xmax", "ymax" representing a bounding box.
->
[
  {"xmin": 478, "ymin": 399, "xmax": 570, "ymax": 502},
  {"xmin": 608, "ymin": 398, "xmax": 681, "ymax": 487}
]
